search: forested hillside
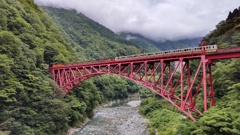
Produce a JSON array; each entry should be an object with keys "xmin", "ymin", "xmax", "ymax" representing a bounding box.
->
[
  {"xmin": 1, "ymin": 0, "xmax": 239, "ymax": 134},
  {"xmin": 205, "ymin": 6, "xmax": 240, "ymax": 48},
  {"xmin": 43, "ymin": 7, "xmax": 140, "ymax": 61},
  {"xmin": 120, "ymin": 32, "xmax": 201, "ymax": 51},
  {"xmin": 0, "ymin": 0, "xmax": 148, "ymax": 134},
  {"xmin": 140, "ymin": 6, "xmax": 240, "ymax": 135}
]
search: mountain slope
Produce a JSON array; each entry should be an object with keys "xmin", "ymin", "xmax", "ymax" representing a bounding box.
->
[
  {"xmin": 186, "ymin": 6, "xmax": 240, "ymax": 134},
  {"xmin": 138, "ymin": 6, "xmax": 240, "ymax": 135},
  {"xmin": 120, "ymin": 32, "xmax": 159, "ymax": 52},
  {"xmin": 120, "ymin": 32, "xmax": 202, "ymax": 52},
  {"xmin": 0, "ymin": 1, "xmax": 147, "ymax": 135},
  {"xmin": 205, "ymin": 6, "xmax": 240, "ymax": 48},
  {"xmin": 0, "ymin": 0, "xmax": 79, "ymax": 134},
  {"xmin": 43, "ymin": 7, "xmax": 140, "ymax": 61}
]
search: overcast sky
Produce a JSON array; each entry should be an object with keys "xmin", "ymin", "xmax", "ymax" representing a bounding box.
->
[{"xmin": 35, "ymin": 0, "xmax": 240, "ymax": 41}]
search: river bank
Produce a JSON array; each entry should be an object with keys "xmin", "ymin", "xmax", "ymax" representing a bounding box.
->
[{"xmin": 67, "ymin": 100, "xmax": 149, "ymax": 135}]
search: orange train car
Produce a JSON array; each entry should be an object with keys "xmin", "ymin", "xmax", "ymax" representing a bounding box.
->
[{"xmin": 52, "ymin": 64, "xmax": 63, "ymax": 68}]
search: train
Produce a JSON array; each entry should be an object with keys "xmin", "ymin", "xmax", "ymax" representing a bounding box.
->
[
  {"xmin": 50, "ymin": 45, "xmax": 218, "ymax": 67},
  {"xmin": 115, "ymin": 45, "xmax": 218, "ymax": 60}
]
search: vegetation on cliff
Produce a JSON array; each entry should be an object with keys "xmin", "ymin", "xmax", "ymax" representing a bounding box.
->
[
  {"xmin": 0, "ymin": 0, "xmax": 239, "ymax": 134},
  {"xmin": 43, "ymin": 7, "xmax": 140, "ymax": 61},
  {"xmin": 140, "ymin": 6, "xmax": 240, "ymax": 135},
  {"xmin": 0, "ymin": 0, "xmax": 147, "ymax": 134}
]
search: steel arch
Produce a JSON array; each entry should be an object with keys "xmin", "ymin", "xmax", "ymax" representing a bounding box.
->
[{"xmin": 50, "ymin": 55, "xmax": 216, "ymax": 121}]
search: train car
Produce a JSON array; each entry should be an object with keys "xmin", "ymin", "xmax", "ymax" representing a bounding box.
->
[
  {"xmin": 115, "ymin": 45, "xmax": 218, "ymax": 61},
  {"xmin": 202, "ymin": 45, "xmax": 218, "ymax": 52},
  {"xmin": 52, "ymin": 63, "xmax": 63, "ymax": 68}
]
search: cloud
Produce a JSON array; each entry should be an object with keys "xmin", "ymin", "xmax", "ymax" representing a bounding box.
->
[{"xmin": 34, "ymin": 0, "xmax": 240, "ymax": 41}]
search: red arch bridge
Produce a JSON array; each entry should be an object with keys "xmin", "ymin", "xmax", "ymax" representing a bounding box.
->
[{"xmin": 49, "ymin": 46, "xmax": 240, "ymax": 121}]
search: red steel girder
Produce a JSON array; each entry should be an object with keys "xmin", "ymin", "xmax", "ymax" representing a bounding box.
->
[{"xmin": 49, "ymin": 54, "xmax": 216, "ymax": 121}]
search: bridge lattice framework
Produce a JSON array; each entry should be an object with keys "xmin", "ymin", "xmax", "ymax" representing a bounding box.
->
[{"xmin": 49, "ymin": 47, "xmax": 240, "ymax": 121}]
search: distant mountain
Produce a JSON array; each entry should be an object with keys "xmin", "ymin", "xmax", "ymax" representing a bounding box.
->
[
  {"xmin": 119, "ymin": 33, "xmax": 159, "ymax": 52},
  {"xmin": 120, "ymin": 32, "xmax": 202, "ymax": 52}
]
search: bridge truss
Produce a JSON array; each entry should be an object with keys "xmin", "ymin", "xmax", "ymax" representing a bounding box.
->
[
  {"xmin": 51, "ymin": 52, "xmax": 214, "ymax": 120},
  {"xmin": 49, "ymin": 47, "xmax": 240, "ymax": 121}
]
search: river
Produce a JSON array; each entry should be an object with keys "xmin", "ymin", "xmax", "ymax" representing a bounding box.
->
[{"xmin": 72, "ymin": 100, "xmax": 149, "ymax": 135}]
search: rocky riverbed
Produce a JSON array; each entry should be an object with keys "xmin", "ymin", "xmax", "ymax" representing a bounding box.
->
[{"xmin": 71, "ymin": 100, "xmax": 149, "ymax": 135}]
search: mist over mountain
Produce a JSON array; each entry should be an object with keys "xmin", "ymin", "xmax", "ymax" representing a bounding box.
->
[
  {"xmin": 35, "ymin": 0, "xmax": 240, "ymax": 41},
  {"xmin": 1, "ymin": 0, "xmax": 240, "ymax": 134},
  {"xmin": 120, "ymin": 32, "xmax": 202, "ymax": 52}
]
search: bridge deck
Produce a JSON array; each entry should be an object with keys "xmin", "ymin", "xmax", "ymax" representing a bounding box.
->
[
  {"xmin": 48, "ymin": 46, "xmax": 240, "ymax": 121},
  {"xmin": 49, "ymin": 47, "xmax": 240, "ymax": 71}
]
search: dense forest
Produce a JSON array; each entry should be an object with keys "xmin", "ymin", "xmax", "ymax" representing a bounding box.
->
[
  {"xmin": 0, "ymin": 0, "xmax": 240, "ymax": 135},
  {"xmin": 43, "ymin": 7, "xmax": 141, "ymax": 61},
  {"xmin": 0, "ymin": 0, "xmax": 149, "ymax": 134},
  {"xmin": 139, "ymin": 6, "xmax": 240, "ymax": 135}
]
